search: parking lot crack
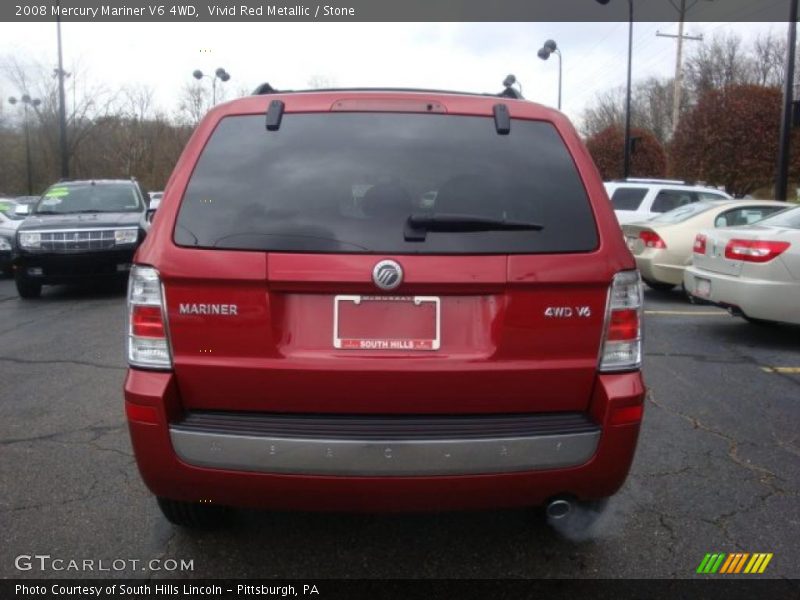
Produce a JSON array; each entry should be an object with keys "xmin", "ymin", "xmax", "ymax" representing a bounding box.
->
[
  {"xmin": 647, "ymin": 389, "xmax": 788, "ymax": 494},
  {"xmin": 0, "ymin": 424, "xmax": 125, "ymax": 446},
  {"xmin": 0, "ymin": 355, "xmax": 125, "ymax": 371}
]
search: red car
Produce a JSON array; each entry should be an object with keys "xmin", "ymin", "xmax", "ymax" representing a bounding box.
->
[{"xmin": 124, "ymin": 86, "xmax": 645, "ymax": 528}]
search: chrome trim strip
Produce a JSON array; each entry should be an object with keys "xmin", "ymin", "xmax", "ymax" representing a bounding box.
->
[
  {"xmin": 169, "ymin": 428, "xmax": 600, "ymax": 476},
  {"xmin": 19, "ymin": 227, "xmax": 138, "ymax": 234}
]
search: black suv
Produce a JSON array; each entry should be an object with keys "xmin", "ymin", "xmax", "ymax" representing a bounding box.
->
[{"xmin": 14, "ymin": 179, "xmax": 149, "ymax": 298}]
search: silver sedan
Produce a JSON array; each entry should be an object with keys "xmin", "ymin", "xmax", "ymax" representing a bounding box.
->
[{"xmin": 684, "ymin": 206, "xmax": 800, "ymax": 325}]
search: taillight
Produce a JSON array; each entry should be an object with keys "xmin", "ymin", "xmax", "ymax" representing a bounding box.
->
[
  {"xmin": 127, "ymin": 266, "xmax": 172, "ymax": 369},
  {"xmin": 599, "ymin": 271, "xmax": 643, "ymax": 372},
  {"xmin": 724, "ymin": 239, "xmax": 790, "ymax": 263},
  {"xmin": 639, "ymin": 230, "xmax": 666, "ymax": 249},
  {"xmin": 693, "ymin": 234, "xmax": 707, "ymax": 255}
]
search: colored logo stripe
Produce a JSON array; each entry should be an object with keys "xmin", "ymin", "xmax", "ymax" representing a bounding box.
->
[{"xmin": 698, "ymin": 553, "xmax": 773, "ymax": 574}]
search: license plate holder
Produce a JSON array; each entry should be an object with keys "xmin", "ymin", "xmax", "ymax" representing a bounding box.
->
[
  {"xmin": 333, "ymin": 295, "xmax": 441, "ymax": 351},
  {"xmin": 695, "ymin": 277, "xmax": 711, "ymax": 299}
]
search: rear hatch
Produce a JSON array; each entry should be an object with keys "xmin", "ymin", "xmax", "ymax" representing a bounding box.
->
[{"xmin": 162, "ymin": 108, "xmax": 613, "ymax": 415}]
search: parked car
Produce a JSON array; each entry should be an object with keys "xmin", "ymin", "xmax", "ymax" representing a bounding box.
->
[
  {"xmin": 0, "ymin": 233, "xmax": 11, "ymax": 275},
  {"xmin": 605, "ymin": 179, "xmax": 732, "ymax": 225},
  {"xmin": 14, "ymin": 179, "xmax": 149, "ymax": 298},
  {"xmin": 684, "ymin": 205, "xmax": 800, "ymax": 325},
  {"xmin": 0, "ymin": 199, "xmax": 37, "ymax": 276},
  {"xmin": 148, "ymin": 191, "xmax": 164, "ymax": 210},
  {"xmin": 124, "ymin": 86, "xmax": 645, "ymax": 528},
  {"xmin": 621, "ymin": 199, "xmax": 791, "ymax": 291}
]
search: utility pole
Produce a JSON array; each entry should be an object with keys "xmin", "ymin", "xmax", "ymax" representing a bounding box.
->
[{"xmin": 657, "ymin": 0, "xmax": 704, "ymax": 134}]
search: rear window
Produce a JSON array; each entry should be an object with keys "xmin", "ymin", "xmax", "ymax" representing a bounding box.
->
[
  {"xmin": 650, "ymin": 201, "xmax": 716, "ymax": 224},
  {"xmin": 174, "ymin": 113, "xmax": 598, "ymax": 254},
  {"xmin": 651, "ymin": 189, "xmax": 699, "ymax": 213},
  {"xmin": 610, "ymin": 188, "xmax": 647, "ymax": 211},
  {"xmin": 758, "ymin": 205, "xmax": 800, "ymax": 229}
]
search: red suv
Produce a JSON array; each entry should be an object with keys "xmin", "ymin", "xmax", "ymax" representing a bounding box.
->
[{"xmin": 124, "ymin": 86, "xmax": 645, "ymax": 527}]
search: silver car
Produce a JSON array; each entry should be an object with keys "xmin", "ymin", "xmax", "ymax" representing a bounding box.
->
[{"xmin": 684, "ymin": 205, "xmax": 800, "ymax": 325}]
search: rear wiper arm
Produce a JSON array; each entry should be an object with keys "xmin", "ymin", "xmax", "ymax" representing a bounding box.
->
[{"xmin": 404, "ymin": 212, "xmax": 543, "ymax": 241}]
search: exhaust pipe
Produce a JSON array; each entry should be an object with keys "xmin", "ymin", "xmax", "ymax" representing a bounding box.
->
[{"xmin": 546, "ymin": 497, "xmax": 573, "ymax": 520}]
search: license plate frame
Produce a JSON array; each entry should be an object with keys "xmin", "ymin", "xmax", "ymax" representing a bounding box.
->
[
  {"xmin": 333, "ymin": 295, "xmax": 441, "ymax": 351},
  {"xmin": 695, "ymin": 277, "xmax": 711, "ymax": 299}
]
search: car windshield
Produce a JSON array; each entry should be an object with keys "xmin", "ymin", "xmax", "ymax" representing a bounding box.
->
[
  {"xmin": 35, "ymin": 183, "xmax": 142, "ymax": 215},
  {"xmin": 0, "ymin": 200, "xmax": 22, "ymax": 220},
  {"xmin": 649, "ymin": 201, "xmax": 717, "ymax": 224},
  {"xmin": 756, "ymin": 205, "xmax": 800, "ymax": 229},
  {"xmin": 175, "ymin": 113, "xmax": 598, "ymax": 254}
]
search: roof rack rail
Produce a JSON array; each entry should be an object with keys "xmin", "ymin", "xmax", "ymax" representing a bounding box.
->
[
  {"xmin": 251, "ymin": 83, "xmax": 525, "ymax": 100},
  {"xmin": 614, "ymin": 178, "xmax": 687, "ymax": 185}
]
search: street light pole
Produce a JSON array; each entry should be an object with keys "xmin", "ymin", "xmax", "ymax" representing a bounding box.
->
[
  {"xmin": 776, "ymin": 0, "xmax": 798, "ymax": 201},
  {"xmin": 537, "ymin": 40, "xmax": 562, "ymax": 110},
  {"xmin": 55, "ymin": 5, "xmax": 69, "ymax": 179},
  {"xmin": 596, "ymin": 0, "xmax": 634, "ymax": 178},
  {"xmin": 623, "ymin": 0, "xmax": 633, "ymax": 179},
  {"xmin": 192, "ymin": 68, "xmax": 231, "ymax": 107},
  {"xmin": 8, "ymin": 95, "xmax": 41, "ymax": 195}
]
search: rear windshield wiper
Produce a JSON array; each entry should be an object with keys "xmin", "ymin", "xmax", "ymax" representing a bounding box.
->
[{"xmin": 404, "ymin": 213, "xmax": 543, "ymax": 241}]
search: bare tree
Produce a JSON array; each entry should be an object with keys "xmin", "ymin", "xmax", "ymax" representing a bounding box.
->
[
  {"xmin": 177, "ymin": 81, "xmax": 210, "ymax": 126},
  {"xmin": 683, "ymin": 33, "xmax": 754, "ymax": 98}
]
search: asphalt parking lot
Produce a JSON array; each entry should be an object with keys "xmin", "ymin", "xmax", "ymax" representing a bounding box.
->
[{"xmin": 0, "ymin": 275, "xmax": 798, "ymax": 579}]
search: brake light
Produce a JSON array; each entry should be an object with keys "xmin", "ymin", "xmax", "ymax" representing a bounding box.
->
[
  {"xmin": 639, "ymin": 230, "xmax": 666, "ymax": 249},
  {"xmin": 724, "ymin": 239, "xmax": 790, "ymax": 263},
  {"xmin": 127, "ymin": 266, "xmax": 172, "ymax": 369},
  {"xmin": 599, "ymin": 271, "xmax": 643, "ymax": 372},
  {"xmin": 693, "ymin": 234, "xmax": 707, "ymax": 255}
]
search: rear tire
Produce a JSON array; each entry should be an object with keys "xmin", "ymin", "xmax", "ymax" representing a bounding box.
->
[
  {"xmin": 742, "ymin": 315, "xmax": 778, "ymax": 327},
  {"xmin": 156, "ymin": 497, "xmax": 230, "ymax": 529},
  {"xmin": 643, "ymin": 279, "xmax": 675, "ymax": 292},
  {"xmin": 15, "ymin": 275, "xmax": 42, "ymax": 299}
]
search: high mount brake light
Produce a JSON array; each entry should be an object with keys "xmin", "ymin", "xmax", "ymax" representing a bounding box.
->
[
  {"xmin": 127, "ymin": 266, "xmax": 172, "ymax": 369},
  {"xmin": 599, "ymin": 271, "xmax": 643, "ymax": 372},
  {"xmin": 724, "ymin": 239, "xmax": 790, "ymax": 263}
]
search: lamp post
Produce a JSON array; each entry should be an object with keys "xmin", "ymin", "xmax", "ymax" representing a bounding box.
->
[
  {"xmin": 776, "ymin": 0, "xmax": 798, "ymax": 201},
  {"xmin": 192, "ymin": 67, "xmax": 231, "ymax": 105},
  {"xmin": 596, "ymin": 0, "xmax": 634, "ymax": 179},
  {"xmin": 537, "ymin": 39, "xmax": 562, "ymax": 110},
  {"xmin": 8, "ymin": 94, "xmax": 42, "ymax": 195},
  {"xmin": 55, "ymin": 4, "xmax": 69, "ymax": 179}
]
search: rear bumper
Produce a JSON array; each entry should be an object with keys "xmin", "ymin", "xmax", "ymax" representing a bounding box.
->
[
  {"xmin": 124, "ymin": 370, "xmax": 645, "ymax": 511},
  {"xmin": 684, "ymin": 266, "xmax": 800, "ymax": 325},
  {"xmin": 634, "ymin": 252, "xmax": 685, "ymax": 285},
  {"xmin": 14, "ymin": 249, "xmax": 135, "ymax": 284}
]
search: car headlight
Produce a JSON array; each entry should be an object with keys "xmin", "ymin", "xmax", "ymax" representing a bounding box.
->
[
  {"xmin": 0, "ymin": 237, "xmax": 11, "ymax": 251},
  {"xmin": 18, "ymin": 232, "xmax": 41, "ymax": 249},
  {"xmin": 114, "ymin": 229, "xmax": 139, "ymax": 245}
]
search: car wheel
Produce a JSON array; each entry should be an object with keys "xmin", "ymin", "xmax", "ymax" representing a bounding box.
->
[
  {"xmin": 156, "ymin": 497, "xmax": 230, "ymax": 528},
  {"xmin": 643, "ymin": 279, "xmax": 675, "ymax": 292},
  {"xmin": 15, "ymin": 275, "xmax": 42, "ymax": 299}
]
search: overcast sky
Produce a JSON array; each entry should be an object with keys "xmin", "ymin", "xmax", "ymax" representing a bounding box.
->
[{"xmin": 0, "ymin": 21, "xmax": 786, "ymax": 125}]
